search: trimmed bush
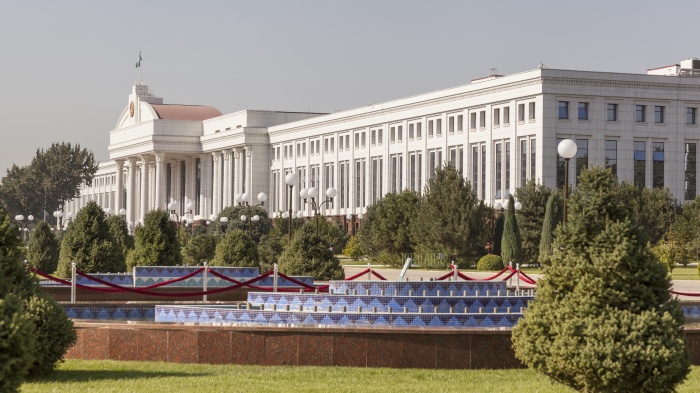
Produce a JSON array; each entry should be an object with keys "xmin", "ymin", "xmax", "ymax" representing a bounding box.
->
[
  {"xmin": 25, "ymin": 294, "xmax": 76, "ymax": 376},
  {"xmin": 342, "ymin": 235, "xmax": 364, "ymax": 260},
  {"xmin": 126, "ymin": 209, "xmax": 181, "ymax": 270},
  {"xmin": 212, "ymin": 229, "xmax": 259, "ymax": 267},
  {"xmin": 477, "ymin": 254, "xmax": 504, "ymax": 271},
  {"xmin": 279, "ymin": 223, "xmax": 344, "ymax": 280},
  {"xmin": 183, "ymin": 234, "xmax": 217, "ymax": 265},
  {"xmin": 57, "ymin": 201, "xmax": 122, "ymax": 276},
  {"xmin": 106, "ymin": 216, "xmax": 133, "ymax": 269},
  {"xmin": 26, "ymin": 221, "xmax": 60, "ymax": 274},
  {"xmin": 0, "ymin": 293, "xmax": 35, "ymax": 393}
]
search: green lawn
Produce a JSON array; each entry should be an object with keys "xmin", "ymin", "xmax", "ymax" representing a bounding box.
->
[
  {"xmin": 20, "ymin": 360, "xmax": 700, "ymax": 393},
  {"xmin": 672, "ymin": 266, "xmax": 700, "ymax": 280}
]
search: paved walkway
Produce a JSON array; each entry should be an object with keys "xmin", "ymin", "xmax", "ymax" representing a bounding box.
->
[{"xmin": 343, "ymin": 265, "xmax": 700, "ymax": 301}]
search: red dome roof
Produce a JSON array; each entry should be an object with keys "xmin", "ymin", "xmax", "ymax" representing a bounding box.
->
[{"xmin": 150, "ymin": 104, "xmax": 222, "ymax": 121}]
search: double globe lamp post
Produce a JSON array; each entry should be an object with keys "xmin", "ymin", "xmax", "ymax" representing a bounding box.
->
[
  {"xmin": 557, "ymin": 139, "xmax": 578, "ymax": 224},
  {"xmin": 15, "ymin": 214, "xmax": 34, "ymax": 244},
  {"xmin": 299, "ymin": 186, "xmax": 336, "ymax": 236},
  {"xmin": 235, "ymin": 192, "xmax": 267, "ymax": 235}
]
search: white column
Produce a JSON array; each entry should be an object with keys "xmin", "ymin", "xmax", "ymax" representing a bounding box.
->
[
  {"xmin": 185, "ymin": 158, "xmax": 194, "ymax": 212},
  {"xmin": 212, "ymin": 152, "xmax": 221, "ymax": 216},
  {"xmin": 234, "ymin": 147, "xmax": 243, "ymax": 196},
  {"xmin": 154, "ymin": 153, "xmax": 165, "ymax": 210},
  {"xmin": 114, "ymin": 160, "xmax": 124, "ymax": 211},
  {"xmin": 170, "ymin": 159, "xmax": 180, "ymax": 210},
  {"xmin": 246, "ymin": 147, "xmax": 253, "ymax": 196},
  {"xmin": 139, "ymin": 155, "xmax": 150, "ymax": 223},
  {"xmin": 126, "ymin": 157, "xmax": 137, "ymax": 224},
  {"xmin": 222, "ymin": 150, "xmax": 231, "ymax": 208},
  {"xmin": 200, "ymin": 154, "xmax": 212, "ymax": 218}
]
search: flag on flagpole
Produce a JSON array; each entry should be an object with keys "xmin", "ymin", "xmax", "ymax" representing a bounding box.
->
[{"xmin": 135, "ymin": 51, "xmax": 142, "ymax": 68}]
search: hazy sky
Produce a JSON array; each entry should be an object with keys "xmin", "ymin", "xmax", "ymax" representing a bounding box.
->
[{"xmin": 1, "ymin": 0, "xmax": 699, "ymax": 175}]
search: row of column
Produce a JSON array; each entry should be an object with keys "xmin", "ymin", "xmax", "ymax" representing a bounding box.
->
[{"xmin": 112, "ymin": 147, "xmax": 256, "ymax": 225}]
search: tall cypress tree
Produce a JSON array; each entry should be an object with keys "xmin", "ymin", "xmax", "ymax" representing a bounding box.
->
[
  {"xmin": 512, "ymin": 166, "xmax": 689, "ymax": 392},
  {"xmin": 26, "ymin": 221, "xmax": 60, "ymax": 274},
  {"xmin": 492, "ymin": 214, "xmax": 505, "ymax": 256},
  {"xmin": 538, "ymin": 193, "xmax": 558, "ymax": 266},
  {"xmin": 500, "ymin": 194, "xmax": 522, "ymax": 265},
  {"xmin": 126, "ymin": 209, "xmax": 181, "ymax": 270}
]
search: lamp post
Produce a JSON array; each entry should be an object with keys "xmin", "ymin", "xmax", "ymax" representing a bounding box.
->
[
  {"xmin": 167, "ymin": 201, "xmax": 181, "ymax": 224},
  {"xmin": 64, "ymin": 212, "xmax": 73, "ymax": 228},
  {"xmin": 52, "ymin": 208, "xmax": 64, "ymax": 231},
  {"xmin": 104, "ymin": 207, "xmax": 113, "ymax": 217},
  {"xmin": 235, "ymin": 192, "xmax": 267, "ymax": 235},
  {"xmin": 285, "ymin": 173, "xmax": 298, "ymax": 242},
  {"xmin": 15, "ymin": 214, "xmax": 34, "ymax": 244},
  {"xmin": 299, "ymin": 186, "xmax": 336, "ymax": 235},
  {"xmin": 219, "ymin": 216, "xmax": 229, "ymax": 233},
  {"xmin": 119, "ymin": 208, "xmax": 126, "ymax": 222},
  {"xmin": 557, "ymin": 139, "xmax": 578, "ymax": 224},
  {"xmin": 345, "ymin": 211, "xmax": 364, "ymax": 236},
  {"xmin": 487, "ymin": 201, "xmax": 503, "ymax": 254}
]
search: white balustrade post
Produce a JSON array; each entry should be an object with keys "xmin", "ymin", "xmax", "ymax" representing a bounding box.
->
[
  {"xmin": 273, "ymin": 263, "xmax": 278, "ymax": 293},
  {"xmin": 71, "ymin": 262, "xmax": 76, "ymax": 304},
  {"xmin": 203, "ymin": 262, "xmax": 208, "ymax": 302},
  {"xmin": 452, "ymin": 261, "xmax": 458, "ymax": 282},
  {"xmin": 508, "ymin": 261, "xmax": 513, "ymax": 287},
  {"xmin": 367, "ymin": 262, "xmax": 372, "ymax": 281}
]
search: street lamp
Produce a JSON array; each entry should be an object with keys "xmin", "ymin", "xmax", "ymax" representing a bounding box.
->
[
  {"xmin": 52, "ymin": 209, "xmax": 64, "ymax": 230},
  {"xmin": 285, "ymin": 173, "xmax": 298, "ymax": 242},
  {"xmin": 167, "ymin": 201, "xmax": 180, "ymax": 224},
  {"xmin": 299, "ymin": 186, "xmax": 337, "ymax": 235},
  {"xmin": 236, "ymin": 192, "xmax": 267, "ymax": 235},
  {"xmin": 104, "ymin": 207, "xmax": 113, "ymax": 216},
  {"xmin": 345, "ymin": 211, "xmax": 364, "ymax": 236},
  {"xmin": 557, "ymin": 139, "xmax": 578, "ymax": 224},
  {"xmin": 15, "ymin": 214, "xmax": 34, "ymax": 244},
  {"xmin": 219, "ymin": 216, "xmax": 229, "ymax": 233},
  {"xmin": 64, "ymin": 212, "xmax": 73, "ymax": 228},
  {"xmin": 119, "ymin": 208, "xmax": 126, "ymax": 221}
]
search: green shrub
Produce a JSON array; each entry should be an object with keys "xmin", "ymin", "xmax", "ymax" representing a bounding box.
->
[
  {"xmin": 106, "ymin": 216, "xmax": 133, "ymax": 267},
  {"xmin": 57, "ymin": 201, "xmax": 123, "ymax": 276},
  {"xmin": 342, "ymin": 235, "xmax": 364, "ymax": 260},
  {"xmin": 126, "ymin": 209, "xmax": 181, "ymax": 270},
  {"xmin": 25, "ymin": 294, "xmax": 76, "ymax": 377},
  {"xmin": 26, "ymin": 221, "xmax": 60, "ymax": 274},
  {"xmin": 477, "ymin": 254, "xmax": 504, "ymax": 271},
  {"xmin": 212, "ymin": 229, "xmax": 259, "ymax": 267},
  {"xmin": 0, "ymin": 293, "xmax": 35, "ymax": 393},
  {"xmin": 258, "ymin": 228, "xmax": 285, "ymax": 273},
  {"xmin": 183, "ymin": 234, "xmax": 217, "ymax": 265},
  {"xmin": 652, "ymin": 241, "xmax": 677, "ymax": 274},
  {"xmin": 279, "ymin": 224, "xmax": 344, "ymax": 280}
]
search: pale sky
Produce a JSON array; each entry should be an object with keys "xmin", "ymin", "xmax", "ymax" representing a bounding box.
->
[{"xmin": 1, "ymin": 0, "xmax": 699, "ymax": 175}]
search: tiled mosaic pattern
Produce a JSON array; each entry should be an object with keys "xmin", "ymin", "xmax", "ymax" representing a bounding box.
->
[
  {"xmin": 154, "ymin": 305, "xmax": 523, "ymax": 328},
  {"xmin": 63, "ymin": 305, "xmax": 155, "ymax": 321},
  {"xmin": 248, "ymin": 293, "xmax": 532, "ymax": 313},
  {"xmin": 683, "ymin": 305, "xmax": 700, "ymax": 320},
  {"xmin": 328, "ymin": 280, "xmax": 508, "ymax": 296}
]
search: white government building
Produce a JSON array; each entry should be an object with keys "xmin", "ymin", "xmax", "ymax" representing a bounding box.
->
[{"xmin": 65, "ymin": 59, "xmax": 700, "ymax": 232}]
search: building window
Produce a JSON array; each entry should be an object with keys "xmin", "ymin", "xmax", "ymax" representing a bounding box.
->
[
  {"xmin": 416, "ymin": 123, "xmax": 421, "ymax": 139},
  {"xmin": 472, "ymin": 145, "xmax": 479, "ymax": 196},
  {"xmin": 653, "ymin": 142, "xmax": 664, "ymax": 188},
  {"xmin": 324, "ymin": 139, "xmax": 329, "ymax": 153},
  {"xmin": 339, "ymin": 136, "xmax": 344, "ymax": 150},
  {"xmin": 505, "ymin": 142, "xmax": 511, "ymax": 197},
  {"xmin": 345, "ymin": 135, "xmax": 350, "ymax": 150},
  {"xmin": 520, "ymin": 139, "xmax": 527, "ymax": 186},
  {"xmin": 391, "ymin": 154, "xmax": 403, "ymax": 193},
  {"xmin": 575, "ymin": 139, "xmax": 588, "ymax": 184},
  {"xmin": 355, "ymin": 159, "xmax": 365, "ymax": 208},
  {"xmin": 398, "ymin": 126, "xmax": 403, "ymax": 141},
  {"xmin": 324, "ymin": 163, "xmax": 334, "ymax": 209},
  {"xmin": 339, "ymin": 161, "xmax": 349, "ymax": 208},
  {"xmin": 655, "ymin": 106, "xmax": 665, "ymax": 123},
  {"xmin": 371, "ymin": 130, "xmax": 376, "ymax": 145},
  {"xmin": 362, "ymin": 132, "xmax": 366, "ymax": 147},
  {"xmin": 449, "ymin": 146, "xmax": 462, "ymax": 172},
  {"xmin": 607, "ymin": 103, "xmax": 618, "ymax": 121},
  {"xmin": 436, "ymin": 119, "xmax": 442, "ymax": 136},
  {"xmin": 494, "ymin": 108, "xmax": 500, "ymax": 126},
  {"xmin": 518, "ymin": 104, "xmax": 525, "ymax": 122},
  {"xmin": 409, "ymin": 124, "xmax": 415, "ymax": 140},
  {"xmin": 605, "ymin": 140, "xmax": 617, "ymax": 176},
  {"xmin": 409, "ymin": 152, "xmax": 422, "ymax": 192},
  {"xmin": 634, "ymin": 141, "xmax": 646, "ymax": 189},
  {"xmin": 556, "ymin": 138, "xmax": 564, "ymax": 189},
  {"xmin": 636, "ymin": 105, "xmax": 646, "ymax": 122},
  {"xmin": 558, "ymin": 101, "xmax": 569, "ymax": 119},
  {"xmin": 457, "ymin": 115, "xmax": 463, "ymax": 132},
  {"xmin": 504, "ymin": 107, "xmax": 510, "ymax": 124},
  {"xmin": 470, "ymin": 113, "xmax": 477, "ymax": 130},
  {"xmin": 685, "ymin": 143, "xmax": 697, "ymax": 200},
  {"xmin": 378, "ymin": 129, "xmax": 383, "ymax": 144},
  {"xmin": 578, "ymin": 102, "xmax": 589, "ymax": 120},
  {"xmin": 481, "ymin": 145, "xmax": 486, "ymax": 200},
  {"xmin": 371, "ymin": 157, "xmax": 382, "ymax": 204},
  {"xmin": 428, "ymin": 120, "xmax": 434, "ymax": 137},
  {"xmin": 448, "ymin": 117, "xmax": 455, "ymax": 133},
  {"xmin": 530, "ymin": 137, "xmax": 536, "ymax": 180},
  {"xmin": 687, "ymin": 107, "xmax": 697, "ymax": 125},
  {"xmin": 528, "ymin": 102, "xmax": 535, "ymax": 120},
  {"xmin": 391, "ymin": 127, "xmax": 396, "ymax": 143},
  {"xmin": 480, "ymin": 111, "xmax": 486, "ymax": 128},
  {"xmin": 495, "ymin": 143, "xmax": 502, "ymax": 199}
]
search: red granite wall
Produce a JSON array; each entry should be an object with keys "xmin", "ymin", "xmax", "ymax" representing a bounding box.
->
[{"xmin": 66, "ymin": 322, "xmax": 523, "ymax": 369}]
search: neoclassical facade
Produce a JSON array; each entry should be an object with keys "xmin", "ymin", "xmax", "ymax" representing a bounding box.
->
[{"xmin": 66, "ymin": 59, "xmax": 700, "ymax": 230}]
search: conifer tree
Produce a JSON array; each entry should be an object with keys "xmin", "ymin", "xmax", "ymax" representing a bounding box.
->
[
  {"xmin": 212, "ymin": 229, "xmax": 259, "ymax": 267},
  {"xmin": 106, "ymin": 215, "xmax": 133, "ymax": 270},
  {"xmin": 126, "ymin": 209, "xmax": 181, "ymax": 270},
  {"xmin": 57, "ymin": 201, "xmax": 122, "ymax": 276},
  {"xmin": 26, "ymin": 221, "xmax": 60, "ymax": 274},
  {"xmin": 514, "ymin": 180, "xmax": 555, "ymax": 266},
  {"xmin": 538, "ymin": 193, "xmax": 558, "ymax": 266},
  {"xmin": 492, "ymin": 214, "xmax": 505, "ymax": 256},
  {"xmin": 279, "ymin": 223, "xmax": 344, "ymax": 280},
  {"xmin": 512, "ymin": 166, "xmax": 689, "ymax": 392},
  {"xmin": 500, "ymin": 194, "xmax": 522, "ymax": 265},
  {"xmin": 183, "ymin": 234, "xmax": 217, "ymax": 265}
]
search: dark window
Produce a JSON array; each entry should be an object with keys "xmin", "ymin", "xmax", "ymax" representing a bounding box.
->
[
  {"xmin": 505, "ymin": 142, "xmax": 511, "ymax": 197},
  {"xmin": 556, "ymin": 138, "xmax": 565, "ymax": 189},
  {"xmin": 558, "ymin": 101, "xmax": 569, "ymax": 119},
  {"xmin": 195, "ymin": 158, "xmax": 201, "ymax": 215},
  {"xmin": 634, "ymin": 141, "xmax": 646, "ymax": 189},
  {"xmin": 688, "ymin": 107, "xmax": 697, "ymax": 125},
  {"xmin": 494, "ymin": 108, "xmax": 500, "ymax": 126},
  {"xmin": 472, "ymin": 146, "xmax": 479, "ymax": 196},
  {"xmin": 578, "ymin": 102, "xmax": 589, "ymax": 120},
  {"xmin": 481, "ymin": 145, "xmax": 486, "ymax": 200},
  {"xmin": 436, "ymin": 120, "xmax": 441, "ymax": 135},
  {"xmin": 480, "ymin": 111, "xmax": 486, "ymax": 128},
  {"xmin": 518, "ymin": 104, "xmax": 525, "ymax": 122},
  {"xmin": 686, "ymin": 143, "xmax": 697, "ymax": 200},
  {"xmin": 504, "ymin": 107, "xmax": 510, "ymax": 124},
  {"xmin": 448, "ymin": 117, "xmax": 455, "ymax": 133},
  {"xmin": 655, "ymin": 106, "xmax": 664, "ymax": 123},
  {"xmin": 530, "ymin": 138, "xmax": 536, "ymax": 180},
  {"xmin": 653, "ymin": 142, "xmax": 664, "ymax": 188},
  {"xmin": 457, "ymin": 115, "xmax": 463, "ymax": 131},
  {"xmin": 575, "ymin": 139, "xmax": 588, "ymax": 184},
  {"xmin": 520, "ymin": 139, "xmax": 527, "ymax": 186},
  {"xmin": 528, "ymin": 102, "xmax": 535, "ymax": 120},
  {"xmin": 636, "ymin": 105, "xmax": 646, "ymax": 122},
  {"xmin": 495, "ymin": 143, "xmax": 502, "ymax": 199},
  {"xmin": 607, "ymin": 103, "xmax": 618, "ymax": 121},
  {"xmin": 605, "ymin": 140, "xmax": 617, "ymax": 176},
  {"xmin": 470, "ymin": 113, "xmax": 476, "ymax": 130}
]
